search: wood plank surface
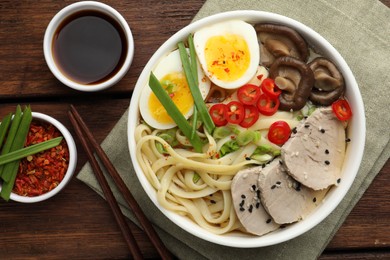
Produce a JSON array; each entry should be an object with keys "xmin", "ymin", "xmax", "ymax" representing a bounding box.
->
[{"xmin": 0, "ymin": 0, "xmax": 389, "ymax": 259}]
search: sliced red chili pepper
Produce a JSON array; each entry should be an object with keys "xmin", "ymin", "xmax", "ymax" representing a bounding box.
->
[
  {"xmin": 209, "ymin": 103, "xmax": 228, "ymax": 126},
  {"xmin": 257, "ymin": 93, "xmax": 280, "ymax": 116},
  {"xmin": 332, "ymin": 99, "xmax": 352, "ymax": 121},
  {"xmin": 225, "ymin": 101, "xmax": 245, "ymax": 124},
  {"xmin": 237, "ymin": 84, "xmax": 261, "ymax": 105},
  {"xmin": 261, "ymin": 78, "xmax": 281, "ymax": 98},
  {"xmin": 268, "ymin": 121, "xmax": 291, "ymax": 145},
  {"xmin": 240, "ymin": 105, "xmax": 260, "ymax": 128}
]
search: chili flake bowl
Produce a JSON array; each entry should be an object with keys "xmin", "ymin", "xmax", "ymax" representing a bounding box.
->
[
  {"xmin": 127, "ymin": 10, "xmax": 365, "ymax": 247},
  {"xmin": 3, "ymin": 112, "xmax": 77, "ymax": 203}
]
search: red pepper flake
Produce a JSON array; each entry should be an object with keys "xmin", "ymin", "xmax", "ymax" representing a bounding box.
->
[
  {"xmin": 12, "ymin": 120, "xmax": 69, "ymax": 197},
  {"xmin": 224, "ymin": 68, "xmax": 230, "ymax": 73}
]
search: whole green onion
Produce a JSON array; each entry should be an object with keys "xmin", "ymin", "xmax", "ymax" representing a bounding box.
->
[
  {"xmin": 0, "ymin": 112, "xmax": 12, "ymax": 151},
  {"xmin": 149, "ymin": 72, "xmax": 204, "ymax": 152},
  {"xmin": 0, "ymin": 137, "xmax": 63, "ymax": 166},
  {"xmin": 2, "ymin": 106, "xmax": 32, "ymax": 183},
  {"xmin": 0, "ymin": 105, "xmax": 22, "ymax": 178},
  {"xmin": 178, "ymin": 38, "xmax": 215, "ymax": 135}
]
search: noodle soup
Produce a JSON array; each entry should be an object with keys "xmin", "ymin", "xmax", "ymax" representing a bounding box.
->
[{"xmin": 128, "ymin": 11, "xmax": 365, "ymax": 247}]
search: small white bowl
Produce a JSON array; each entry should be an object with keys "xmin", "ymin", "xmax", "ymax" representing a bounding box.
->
[
  {"xmin": 1, "ymin": 112, "xmax": 77, "ymax": 203},
  {"xmin": 127, "ymin": 11, "xmax": 365, "ymax": 247},
  {"xmin": 43, "ymin": 1, "xmax": 134, "ymax": 92}
]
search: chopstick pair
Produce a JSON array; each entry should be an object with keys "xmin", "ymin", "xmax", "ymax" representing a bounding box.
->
[{"xmin": 68, "ymin": 105, "xmax": 173, "ymax": 260}]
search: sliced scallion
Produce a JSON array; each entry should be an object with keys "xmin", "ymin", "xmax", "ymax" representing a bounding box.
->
[
  {"xmin": 149, "ymin": 72, "xmax": 204, "ymax": 152},
  {"xmin": 213, "ymin": 126, "xmax": 231, "ymax": 139},
  {"xmin": 193, "ymin": 172, "xmax": 201, "ymax": 183},
  {"xmin": 237, "ymin": 130, "xmax": 256, "ymax": 146}
]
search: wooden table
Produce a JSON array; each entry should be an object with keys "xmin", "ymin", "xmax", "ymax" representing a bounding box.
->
[{"xmin": 0, "ymin": 1, "xmax": 389, "ymax": 259}]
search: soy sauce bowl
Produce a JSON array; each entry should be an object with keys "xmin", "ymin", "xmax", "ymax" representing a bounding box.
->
[
  {"xmin": 3, "ymin": 113, "xmax": 77, "ymax": 203},
  {"xmin": 43, "ymin": 1, "xmax": 134, "ymax": 92}
]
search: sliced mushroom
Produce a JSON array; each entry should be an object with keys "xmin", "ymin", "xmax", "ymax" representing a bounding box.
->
[
  {"xmin": 308, "ymin": 57, "xmax": 345, "ymax": 106},
  {"xmin": 205, "ymin": 84, "xmax": 227, "ymax": 103},
  {"xmin": 269, "ymin": 56, "xmax": 314, "ymax": 111},
  {"xmin": 254, "ymin": 23, "xmax": 309, "ymax": 67}
]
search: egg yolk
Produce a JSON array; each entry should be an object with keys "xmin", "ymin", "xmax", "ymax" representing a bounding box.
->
[
  {"xmin": 204, "ymin": 34, "xmax": 250, "ymax": 82},
  {"xmin": 148, "ymin": 72, "xmax": 194, "ymax": 124}
]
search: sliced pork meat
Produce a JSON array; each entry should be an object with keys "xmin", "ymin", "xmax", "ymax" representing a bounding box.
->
[
  {"xmin": 231, "ymin": 166, "xmax": 279, "ymax": 236},
  {"xmin": 257, "ymin": 159, "xmax": 328, "ymax": 224},
  {"xmin": 281, "ymin": 107, "xmax": 346, "ymax": 190}
]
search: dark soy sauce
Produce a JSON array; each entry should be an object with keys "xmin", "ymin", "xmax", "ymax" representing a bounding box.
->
[{"xmin": 52, "ymin": 10, "xmax": 128, "ymax": 85}]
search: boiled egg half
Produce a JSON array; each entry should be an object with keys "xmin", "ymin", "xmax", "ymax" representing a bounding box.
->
[
  {"xmin": 140, "ymin": 49, "xmax": 211, "ymax": 130},
  {"xmin": 193, "ymin": 20, "xmax": 260, "ymax": 89}
]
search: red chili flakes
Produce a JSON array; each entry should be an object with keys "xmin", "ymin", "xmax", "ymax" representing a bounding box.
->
[{"xmin": 13, "ymin": 121, "xmax": 69, "ymax": 197}]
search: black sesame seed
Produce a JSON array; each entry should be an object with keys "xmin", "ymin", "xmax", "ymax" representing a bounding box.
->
[
  {"xmin": 271, "ymin": 185, "xmax": 276, "ymax": 190},
  {"xmin": 292, "ymin": 127, "xmax": 297, "ymax": 134},
  {"xmin": 240, "ymin": 207, "xmax": 245, "ymax": 212},
  {"xmin": 304, "ymin": 124, "xmax": 310, "ymax": 128},
  {"xmin": 276, "ymin": 181, "xmax": 281, "ymax": 185},
  {"xmin": 210, "ymin": 200, "xmax": 216, "ymax": 204},
  {"xmin": 251, "ymin": 184, "xmax": 256, "ymax": 190},
  {"xmin": 313, "ymin": 197, "xmax": 317, "ymax": 203},
  {"xmin": 248, "ymin": 205, "xmax": 253, "ymax": 213},
  {"xmin": 346, "ymin": 138, "xmax": 351, "ymax": 142},
  {"xmin": 280, "ymin": 224, "xmax": 287, "ymax": 229},
  {"xmin": 325, "ymin": 149, "xmax": 329, "ymax": 154},
  {"xmin": 245, "ymin": 157, "xmax": 251, "ymax": 161},
  {"xmin": 320, "ymin": 129, "xmax": 325, "ymax": 133},
  {"xmin": 241, "ymin": 194, "xmax": 246, "ymax": 199},
  {"xmin": 325, "ymin": 160, "xmax": 330, "ymax": 165},
  {"xmin": 295, "ymin": 182, "xmax": 301, "ymax": 192},
  {"xmin": 240, "ymin": 200, "xmax": 245, "ymax": 207},
  {"xmin": 256, "ymin": 202, "xmax": 260, "ymax": 208},
  {"xmin": 337, "ymin": 178, "xmax": 341, "ymax": 184},
  {"xmin": 266, "ymin": 218, "xmax": 272, "ymax": 224},
  {"xmin": 256, "ymin": 189, "xmax": 261, "ymax": 198}
]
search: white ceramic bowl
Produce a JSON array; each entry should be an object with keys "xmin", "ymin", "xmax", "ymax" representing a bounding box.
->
[
  {"xmin": 43, "ymin": 1, "xmax": 134, "ymax": 92},
  {"xmin": 1, "ymin": 112, "xmax": 77, "ymax": 203},
  {"xmin": 127, "ymin": 10, "xmax": 365, "ymax": 247}
]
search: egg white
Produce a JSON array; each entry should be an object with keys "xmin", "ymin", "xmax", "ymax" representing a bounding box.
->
[
  {"xmin": 193, "ymin": 20, "xmax": 260, "ymax": 89},
  {"xmin": 140, "ymin": 49, "xmax": 211, "ymax": 130}
]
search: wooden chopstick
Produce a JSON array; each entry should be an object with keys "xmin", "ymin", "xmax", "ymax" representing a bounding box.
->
[{"xmin": 68, "ymin": 105, "xmax": 173, "ymax": 260}]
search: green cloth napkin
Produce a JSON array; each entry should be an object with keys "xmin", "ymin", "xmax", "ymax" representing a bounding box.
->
[{"xmin": 77, "ymin": 0, "xmax": 390, "ymax": 259}]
